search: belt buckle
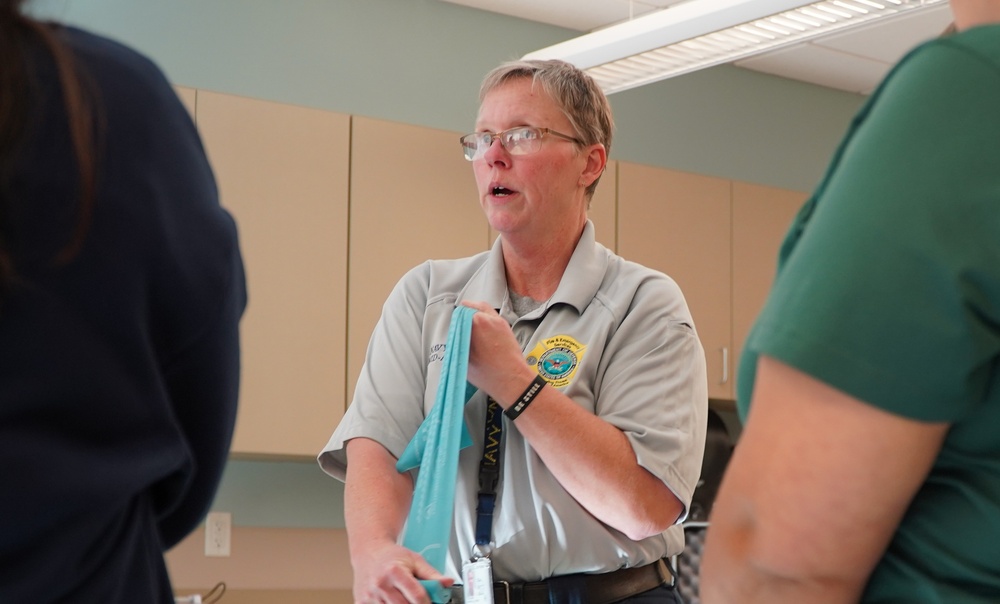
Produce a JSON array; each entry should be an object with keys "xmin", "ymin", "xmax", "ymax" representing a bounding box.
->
[
  {"xmin": 495, "ymin": 579, "xmax": 510, "ymax": 604},
  {"xmin": 657, "ymin": 558, "xmax": 676, "ymax": 588}
]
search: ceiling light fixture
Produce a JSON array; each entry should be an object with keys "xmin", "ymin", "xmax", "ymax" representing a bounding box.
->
[{"xmin": 522, "ymin": 0, "xmax": 947, "ymax": 94}]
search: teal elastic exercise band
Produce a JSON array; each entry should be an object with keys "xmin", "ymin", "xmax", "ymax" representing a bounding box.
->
[{"xmin": 396, "ymin": 305, "xmax": 477, "ymax": 603}]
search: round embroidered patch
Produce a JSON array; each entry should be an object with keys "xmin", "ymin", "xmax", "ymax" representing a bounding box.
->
[{"xmin": 526, "ymin": 335, "xmax": 586, "ymax": 388}]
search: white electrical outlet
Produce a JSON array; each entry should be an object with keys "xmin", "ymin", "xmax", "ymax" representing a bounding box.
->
[{"xmin": 204, "ymin": 511, "xmax": 231, "ymax": 557}]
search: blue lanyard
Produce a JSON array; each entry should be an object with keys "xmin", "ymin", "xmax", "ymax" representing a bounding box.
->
[{"xmin": 475, "ymin": 396, "xmax": 503, "ymax": 551}]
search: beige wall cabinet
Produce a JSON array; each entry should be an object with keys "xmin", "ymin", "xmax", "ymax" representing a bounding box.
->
[
  {"xmin": 175, "ymin": 86, "xmax": 196, "ymax": 118},
  {"xmin": 617, "ymin": 162, "xmax": 733, "ymax": 399},
  {"xmin": 347, "ymin": 117, "xmax": 488, "ymax": 403},
  {"xmin": 180, "ymin": 83, "xmax": 804, "ymax": 459},
  {"xmin": 731, "ymin": 182, "xmax": 806, "ymax": 398},
  {"xmin": 196, "ymin": 90, "xmax": 350, "ymax": 458},
  {"xmin": 617, "ymin": 162, "xmax": 807, "ymax": 401}
]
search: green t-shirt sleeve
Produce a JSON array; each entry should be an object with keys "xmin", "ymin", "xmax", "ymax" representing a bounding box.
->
[{"xmin": 746, "ymin": 38, "xmax": 1000, "ymax": 422}]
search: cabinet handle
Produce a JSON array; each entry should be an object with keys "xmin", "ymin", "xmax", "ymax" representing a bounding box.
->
[{"xmin": 720, "ymin": 347, "xmax": 729, "ymax": 385}]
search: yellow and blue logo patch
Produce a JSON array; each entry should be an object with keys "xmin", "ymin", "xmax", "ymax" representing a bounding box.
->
[{"xmin": 526, "ymin": 335, "xmax": 586, "ymax": 388}]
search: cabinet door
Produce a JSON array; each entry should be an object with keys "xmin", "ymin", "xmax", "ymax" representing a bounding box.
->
[
  {"xmin": 618, "ymin": 162, "xmax": 733, "ymax": 399},
  {"xmin": 348, "ymin": 117, "xmax": 487, "ymax": 403},
  {"xmin": 174, "ymin": 86, "xmax": 196, "ymax": 119},
  {"xmin": 732, "ymin": 182, "xmax": 807, "ymax": 396},
  {"xmin": 197, "ymin": 91, "xmax": 350, "ymax": 458}
]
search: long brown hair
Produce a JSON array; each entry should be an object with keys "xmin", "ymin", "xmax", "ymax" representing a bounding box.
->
[{"xmin": 0, "ymin": 0, "xmax": 97, "ymax": 300}]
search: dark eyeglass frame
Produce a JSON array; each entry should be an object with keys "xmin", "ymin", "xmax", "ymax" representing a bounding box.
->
[{"xmin": 459, "ymin": 126, "xmax": 582, "ymax": 161}]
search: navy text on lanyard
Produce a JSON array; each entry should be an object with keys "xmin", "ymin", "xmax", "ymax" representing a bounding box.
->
[{"xmin": 475, "ymin": 396, "xmax": 503, "ymax": 552}]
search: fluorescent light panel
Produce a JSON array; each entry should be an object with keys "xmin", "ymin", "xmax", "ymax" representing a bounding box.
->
[{"xmin": 522, "ymin": 0, "xmax": 947, "ymax": 94}]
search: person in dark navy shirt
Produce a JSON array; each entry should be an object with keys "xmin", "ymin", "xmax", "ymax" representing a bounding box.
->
[{"xmin": 0, "ymin": 1, "xmax": 246, "ymax": 601}]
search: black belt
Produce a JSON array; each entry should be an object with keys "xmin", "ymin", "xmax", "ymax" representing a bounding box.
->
[{"xmin": 452, "ymin": 558, "xmax": 675, "ymax": 604}]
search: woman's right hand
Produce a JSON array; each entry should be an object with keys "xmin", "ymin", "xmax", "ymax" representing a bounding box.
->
[{"xmin": 352, "ymin": 540, "xmax": 453, "ymax": 604}]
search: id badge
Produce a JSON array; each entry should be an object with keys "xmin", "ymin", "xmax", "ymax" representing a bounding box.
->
[{"xmin": 462, "ymin": 557, "xmax": 494, "ymax": 604}]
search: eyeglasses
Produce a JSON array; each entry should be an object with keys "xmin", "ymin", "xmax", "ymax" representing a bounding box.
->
[{"xmin": 459, "ymin": 126, "xmax": 582, "ymax": 161}]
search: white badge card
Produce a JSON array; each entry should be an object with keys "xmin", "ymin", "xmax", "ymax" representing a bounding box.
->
[{"xmin": 462, "ymin": 557, "xmax": 494, "ymax": 604}]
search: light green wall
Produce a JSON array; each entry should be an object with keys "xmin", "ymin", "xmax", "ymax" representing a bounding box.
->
[
  {"xmin": 212, "ymin": 460, "xmax": 346, "ymax": 528},
  {"xmin": 34, "ymin": 0, "xmax": 862, "ymax": 193},
  {"xmin": 31, "ymin": 0, "xmax": 575, "ymax": 137},
  {"xmin": 31, "ymin": 0, "xmax": 864, "ymax": 529},
  {"xmin": 609, "ymin": 65, "xmax": 861, "ymax": 191}
]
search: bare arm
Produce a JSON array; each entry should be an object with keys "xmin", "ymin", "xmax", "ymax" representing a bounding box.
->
[
  {"xmin": 461, "ymin": 302, "xmax": 685, "ymax": 540},
  {"xmin": 508, "ymin": 378, "xmax": 683, "ymax": 540},
  {"xmin": 701, "ymin": 356, "xmax": 948, "ymax": 603},
  {"xmin": 344, "ymin": 438, "xmax": 452, "ymax": 604}
]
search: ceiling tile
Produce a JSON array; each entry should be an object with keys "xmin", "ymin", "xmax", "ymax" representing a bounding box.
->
[
  {"xmin": 638, "ymin": 0, "xmax": 689, "ymax": 10},
  {"xmin": 813, "ymin": 4, "xmax": 953, "ymax": 63},
  {"xmin": 735, "ymin": 43, "xmax": 891, "ymax": 95},
  {"xmin": 439, "ymin": 0, "xmax": 956, "ymax": 95},
  {"xmin": 438, "ymin": 0, "xmax": 635, "ymax": 32}
]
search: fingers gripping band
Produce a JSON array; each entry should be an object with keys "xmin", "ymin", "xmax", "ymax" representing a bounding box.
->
[{"xmin": 504, "ymin": 375, "xmax": 547, "ymax": 420}]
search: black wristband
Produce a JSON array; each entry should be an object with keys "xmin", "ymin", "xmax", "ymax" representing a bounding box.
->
[{"xmin": 504, "ymin": 375, "xmax": 547, "ymax": 420}]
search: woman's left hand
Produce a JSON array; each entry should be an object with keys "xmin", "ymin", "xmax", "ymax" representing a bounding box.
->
[{"xmin": 460, "ymin": 301, "xmax": 537, "ymax": 408}]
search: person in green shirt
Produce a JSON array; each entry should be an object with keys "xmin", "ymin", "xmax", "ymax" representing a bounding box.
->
[{"xmin": 701, "ymin": 1, "xmax": 1000, "ymax": 602}]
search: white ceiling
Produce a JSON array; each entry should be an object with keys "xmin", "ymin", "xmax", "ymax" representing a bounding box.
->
[{"xmin": 440, "ymin": 0, "xmax": 954, "ymax": 95}]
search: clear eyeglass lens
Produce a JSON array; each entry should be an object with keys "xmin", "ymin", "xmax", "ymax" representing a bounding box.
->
[
  {"xmin": 461, "ymin": 135, "xmax": 482, "ymax": 161},
  {"xmin": 502, "ymin": 127, "xmax": 541, "ymax": 155},
  {"xmin": 461, "ymin": 127, "xmax": 548, "ymax": 160}
]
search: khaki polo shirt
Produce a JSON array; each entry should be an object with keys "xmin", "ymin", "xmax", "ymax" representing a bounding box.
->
[{"xmin": 319, "ymin": 221, "xmax": 707, "ymax": 582}]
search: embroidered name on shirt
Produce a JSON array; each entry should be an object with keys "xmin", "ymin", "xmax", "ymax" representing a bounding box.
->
[{"xmin": 429, "ymin": 343, "xmax": 446, "ymax": 363}]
